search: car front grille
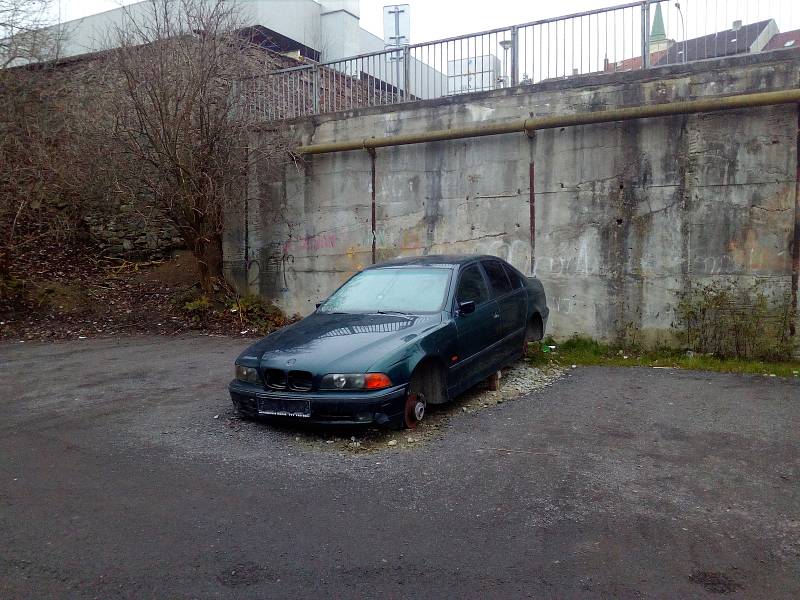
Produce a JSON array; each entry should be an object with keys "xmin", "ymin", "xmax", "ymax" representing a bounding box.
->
[
  {"xmin": 264, "ymin": 368, "xmax": 287, "ymax": 390},
  {"xmin": 262, "ymin": 368, "xmax": 313, "ymax": 391},
  {"xmin": 287, "ymin": 370, "xmax": 313, "ymax": 391}
]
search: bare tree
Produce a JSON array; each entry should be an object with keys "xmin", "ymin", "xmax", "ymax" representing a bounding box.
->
[
  {"xmin": 110, "ymin": 0, "xmax": 290, "ymax": 293},
  {"xmin": 0, "ymin": 0, "xmax": 67, "ymax": 282},
  {"xmin": 0, "ymin": 58, "xmax": 121, "ymax": 282},
  {"xmin": 0, "ymin": 0, "xmax": 61, "ymax": 67},
  {"xmin": 1, "ymin": 0, "xmax": 292, "ymax": 297}
]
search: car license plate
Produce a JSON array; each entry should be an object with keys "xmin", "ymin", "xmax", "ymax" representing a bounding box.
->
[{"xmin": 256, "ymin": 396, "xmax": 311, "ymax": 418}]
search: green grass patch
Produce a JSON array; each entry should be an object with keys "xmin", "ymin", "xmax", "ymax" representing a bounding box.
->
[{"xmin": 529, "ymin": 336, "xmax": 800, "ymax": 378}]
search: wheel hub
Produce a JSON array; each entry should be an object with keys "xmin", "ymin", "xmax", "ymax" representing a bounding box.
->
[
  {"xmin": 414, "ymin": 400, "xmax": 425, "ymax": 421},
  {"xmin": 404, "ymin": 392, "xmax": 426, "ymax": 428}
]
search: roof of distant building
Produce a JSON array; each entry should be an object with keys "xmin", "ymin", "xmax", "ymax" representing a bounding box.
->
[
  {"xmin": 763, "ymin": 29, "xmax": 800, "ymax": 51},
  {"xmin": 605, "ymin": 48, "xmax": 669, "ymax": 73},
  {"xmin": 655, "ymin": 19, "xmax": 773, "ymax": 65}
]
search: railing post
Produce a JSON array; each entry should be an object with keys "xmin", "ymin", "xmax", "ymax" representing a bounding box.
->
[
  {"xmin": 403, "ymin": 45, "xmax": 411, "ymax": 101},
  {"xmin": 510, "ymin": 26, "xmax": 519, "ymax": 86},
  {"xmin": 641, "ymin": 0, "xmax": 651, "ymax": 69},
  {"xmin": 312, "ymin": 66, "xmax": 320, "ymax": 114}
]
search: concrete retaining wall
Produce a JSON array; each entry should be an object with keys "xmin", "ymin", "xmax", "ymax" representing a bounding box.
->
[{"xmin": 225, "ymin": 50, "xmax": 800, "ymax": 343}]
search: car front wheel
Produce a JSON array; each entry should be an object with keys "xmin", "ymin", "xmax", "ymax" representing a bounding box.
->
[
  {"xmin": 403, "ymin": 390, "xmax": 426, "ymax": 429},
  {"xmin": 394, "ymin": 363, "xmax": 445, "ymax": 429}
]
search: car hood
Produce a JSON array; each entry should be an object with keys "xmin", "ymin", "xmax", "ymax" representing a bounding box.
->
[{"xmin": 240, "ymin": 312, "xmax": 442, "ymax": 374}]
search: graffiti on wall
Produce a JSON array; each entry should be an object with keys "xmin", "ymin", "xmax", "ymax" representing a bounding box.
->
[
  {"xmin": 282, "ymin": 232, "xmax": 338, "ymax": 253},
  {"xmin": 534, "ymin": 251, "xmax": 789, "ymax": 278},
  {"xmin": 550, "ymin": 296, "xmax": 579, "ymax": 314},
  {"xmin": 248, "ymin": 218, "xmax": 533, "ymax": 299},
  {"xmin": 535, "ymin": 230, "xmax": 789, "ymax": 279},
  {"xmin": 246, "ymin": 241, "xmax": 294, "ymax": 291},
  {"xmin": 279, "ymin": 229, "xmax": 398, "ymax": 254}
]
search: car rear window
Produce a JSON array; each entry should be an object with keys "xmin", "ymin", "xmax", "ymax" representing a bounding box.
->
[
  {"xmin": 456, "ymin": 264, "xmax": 489, "ymax": 305},
  {"xmin": 503, "ymin": 264, "xmax": 524, "ymax": 288},
  {"xmin": 482, "ymin": 261, "xmax": 513, "ymax": 296},
  {"xmin": 319, "ymin": 267, "xmax": 451, "ymax": 313}
]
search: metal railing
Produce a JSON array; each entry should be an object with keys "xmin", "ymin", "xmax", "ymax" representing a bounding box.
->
[{"xmin": 236, "ymin": 0, "xmax": 799, "ymax": 122}]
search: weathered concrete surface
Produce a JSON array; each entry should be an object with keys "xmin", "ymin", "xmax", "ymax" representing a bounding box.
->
[
  {"xmin": 226, "ymin": 50, "xmax": 800, "ymax": 342},
  {"xmin": 2, "ymin": 337, "xmax": 800, "ymax": 598}
]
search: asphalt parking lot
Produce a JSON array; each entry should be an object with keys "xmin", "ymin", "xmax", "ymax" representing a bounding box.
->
[{"xmin": 1, "ymin": 335, "xmax": 798, "ymax": 599}]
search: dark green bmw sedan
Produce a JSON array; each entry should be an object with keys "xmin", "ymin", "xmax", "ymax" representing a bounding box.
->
[{"xmin": 229, "ymin": 255, "xmax": 548, "ymax": 429}]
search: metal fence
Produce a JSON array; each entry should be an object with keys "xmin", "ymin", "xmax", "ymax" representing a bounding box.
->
[{"xmin": 236, "ymin": 0, "xmax": 799, "ymax": 122}]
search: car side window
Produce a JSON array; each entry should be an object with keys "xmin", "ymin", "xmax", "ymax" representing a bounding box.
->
[
  {"xmin": 482, "ymin": 260, "xmax": 513, "ymax": 296},
  {"xmin": 502, "ymin": 264, "xmax": 524, "ymax": 289},
  {"xmin": 456, "ymin": 265, "xmax": 489, "ymax": 306}
]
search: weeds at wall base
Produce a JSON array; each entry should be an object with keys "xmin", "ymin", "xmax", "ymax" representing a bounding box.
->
[
  {"xmin": 529, "ymin": 336, "xmax": 800, "ymax": 378},
  {"xmin": 176, "ymin": 286, "xmax": 294, "ymax": 334},
  {"xmin": 675, "ymin": 280, "xmax": 797, "ymax": 362},
  {"xmin": 540, "ymin": 279, "xmax": 800, "ymax": 376}
]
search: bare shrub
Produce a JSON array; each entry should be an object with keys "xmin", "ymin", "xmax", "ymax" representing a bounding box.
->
[
  {"xmin": 676, "ymin": 280, "xmax": 796, "ymax": 361},
  {"xmin": 2, "ymin": 0, "xmax": 295, "ymax": 304},
  {"xmin": 0, "ymin": 57, "xmax": 123, "ymax": 283},
  {"xmin": 108, "ymin": 0, "xmax": 293, "ymax": 293}
]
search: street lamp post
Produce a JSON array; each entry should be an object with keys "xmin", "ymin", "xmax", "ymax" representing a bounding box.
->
[
  {"xmin": 675, "ymin": 2, "xmax": 687, "ymax": 63},
  {"xmin": 500, "ymin": 39, "xmax": 513, "ymax": 87}
]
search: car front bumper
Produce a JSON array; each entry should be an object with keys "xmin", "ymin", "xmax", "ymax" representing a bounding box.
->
[{"xmin": 228, "ymin": 380, "xmax": 408, "ymax": 426}]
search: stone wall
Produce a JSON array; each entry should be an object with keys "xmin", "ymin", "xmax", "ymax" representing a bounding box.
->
[
  {"xmin": 4, "ymin": 42, "xmax": 312, "ymax": 263},
  {"xmin": 83, "ymin": 203, "xmax": 184, "ymax": 260},
  {"xmin": 226, "ymin": 50, "xmax": 800, "ymax": 343}
]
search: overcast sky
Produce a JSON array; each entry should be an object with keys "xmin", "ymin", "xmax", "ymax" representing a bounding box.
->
[
  {"xmin": 56, "ymin": 0, "xmax": 799, "ymax": 45},
  {"xmin": 55, "ymin": 1, "xmax": 651, "ymax": 41},
  {"xmin": 359, "ymin": 0, "xmax": 612, "ymax": 42}
]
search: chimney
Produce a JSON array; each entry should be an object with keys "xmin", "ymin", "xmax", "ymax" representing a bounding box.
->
[{"xmin": 732, "ymin": 20, "xmax": 742, "ymax": 31}]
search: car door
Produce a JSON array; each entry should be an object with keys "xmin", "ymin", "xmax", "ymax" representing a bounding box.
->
[
  {"xmin": 449, "ymin": 263, "xmax": 503, "ymax": 394},
  {"xmin": 481, "ymin": 259, "xmax": 527, "ymax": 356}
]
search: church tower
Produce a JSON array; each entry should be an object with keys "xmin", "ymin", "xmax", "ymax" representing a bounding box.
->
[{"xmin": 649, "ymin": 4, "xmax": 672, "ymax": 53}]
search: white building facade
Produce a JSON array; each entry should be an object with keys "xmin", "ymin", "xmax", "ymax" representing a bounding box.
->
[{"xmin": 50, "ymin": 0, "xmax": 380, "ymax": 63}]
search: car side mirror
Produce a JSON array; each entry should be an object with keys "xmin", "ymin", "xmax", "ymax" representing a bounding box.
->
[{"xmin": 458, "ymin": 300, "xmax": 476, "ymax": 315}]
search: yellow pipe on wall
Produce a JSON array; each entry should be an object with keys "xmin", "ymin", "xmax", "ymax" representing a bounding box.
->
[{"xmin": 295, "ymin": 88, "xmax": 800, "ymax": 155}]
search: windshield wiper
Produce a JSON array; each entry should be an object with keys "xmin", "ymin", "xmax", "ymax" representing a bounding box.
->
[{"xmin": 375, "ymin": 310, "xmax": 410, "ymax": 316}]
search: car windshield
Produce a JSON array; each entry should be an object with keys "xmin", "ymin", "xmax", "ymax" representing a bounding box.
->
[{"xmin": 319, "ymin": 267, "xmax": 451, "ymax": 314}]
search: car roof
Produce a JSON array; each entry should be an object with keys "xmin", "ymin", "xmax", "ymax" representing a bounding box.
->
[{"xmin": 367, "ymin": 254, "xmax": 504, "ymax": 269}]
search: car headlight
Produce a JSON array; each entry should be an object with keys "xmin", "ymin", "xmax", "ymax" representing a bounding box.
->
[
  {"xmin": 234, "ymin": 364, "xmax": 260, "ymax": 384},
  {"xmin": 320, "ymin": 373, "xmax": 392, "ymax": 390}
]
